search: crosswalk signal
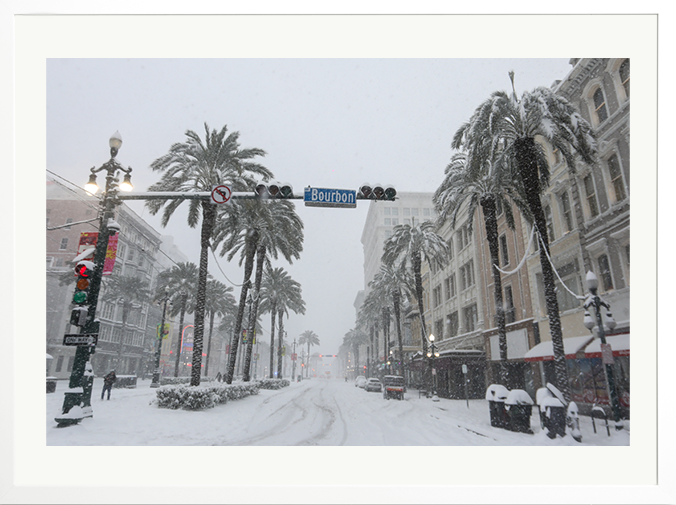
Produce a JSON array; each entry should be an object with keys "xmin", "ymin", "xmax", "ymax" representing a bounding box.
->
[{"xmin": 255, "ymin": 182, "xmax": 294, "ymax": 199}]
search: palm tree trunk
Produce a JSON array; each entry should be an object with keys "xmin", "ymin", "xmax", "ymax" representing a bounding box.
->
[
  {"xmin": 515, "ymin": 137, "xmax": 569, "ymax": 401},
  {"xmin": 480, "ymin": 195, "xmax": 508, "ymax": 385},
  {"xmin": 174, "ymin": 301, "xmax": 186, "ymax": 377},
  {"xmin": 205, "ymin": 311, "xmax": 215, "ymax": 377},
  {"xmin": 269, "ymin": 304, "xmax": 277, "ymax": 379},
  {"xmin": 190, "ymin": 204, "xmax": 216, "ymax": 387},
  {"xmin": 243, "ymin": 244, "xmax": 266, "ymax": 381},
  {"xmin": 225, "ymin": 231, "xmax": 258, "ymax": 384},
  {"xmin": 413, "ymin": 252, "xmax": 431, "ymax": 392},
  {"xmin": 393, "ymin": 291, "xmax": 405, "ymax": 380},
  {"xmin": 369, "ymin": 325, "xmax": 374, "ymax": 377},
  {"xmin": 277, "ymin": 310, "xmax": 285, "ymax": 379}
]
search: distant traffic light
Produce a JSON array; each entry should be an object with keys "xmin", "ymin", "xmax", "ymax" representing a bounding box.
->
[
  {"xmin": 358, "ymin": 183, "xmax": 396, "ymax": 201},
  {"xmin": 70, "ymin": 260, "xmax": 94, "ymax": 326},
  {"xmin": 255, "ymin": 182, "xmax": 294, "ymax": 199}
]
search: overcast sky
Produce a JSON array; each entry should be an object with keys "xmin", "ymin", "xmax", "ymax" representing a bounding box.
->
[{"xmin": 46, "ymin": 57, "xmax": 576, "ymax": 354}]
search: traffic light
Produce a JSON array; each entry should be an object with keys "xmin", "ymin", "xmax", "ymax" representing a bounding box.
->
[
  {"xmin": 70, "ymin": 260, "xmax": 94, "ymax": 326},
  {"xmin": 358, "ymin": 183, "xmax": 396, "ymax": 201},
  {"xmin": 255, "ymin": 182, "xmax": 294, "ymax": 199}
]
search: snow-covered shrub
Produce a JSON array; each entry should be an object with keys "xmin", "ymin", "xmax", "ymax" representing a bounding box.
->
[
  {"xmin": 256, "ymin": 379, "xmax": 290, "ymax": 390},
  {"xmin": 159, "ymin": 377, "xmax": 215, "ymax": 386},
  {"xmin": 155, "ymin": 382, "xmax": 259, "ymax": 410}
]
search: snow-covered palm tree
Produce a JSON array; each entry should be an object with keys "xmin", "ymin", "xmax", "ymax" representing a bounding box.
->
[
  {"xmin": 155, "ymin": 262, "xmax": 199, "ymax": 377},
  {"xmin": 101, "ymin": 274, "xmax": 150, "ymax": 374},
  {"xmin": 259, "ymin": 266, "xmax": 305, "ymax": 379},
  {"xmin": 215, "ymin": 199, "xmax": 304, "ymax": 382},
  {"xmin": 201, "ymin": 279, "xmax": 236, "ymax": 377},
  {"xmin": 433, "ymin": 151, "xmax": 527, "ymax": 385},
  {"xmin": 452, "ymin": 73, "xmax": 597, "ymax": 399},
  {"xmin": 342, "ymin": 328, "xmax": 367, "ymax": 377},
  {"xmin": 147, "ymin": 123, "xmax": 271, "ymax": 386},
  {"xmin": 382, "ymin": 220, "xmax": 449, "ymax": 391},
  {"xmin": 298, "ymin": 330, "xmax": 320, "ymax": 378},
  {"xmin": 369, "ymin": 263, "xmax": 414, "ymax": 378}
]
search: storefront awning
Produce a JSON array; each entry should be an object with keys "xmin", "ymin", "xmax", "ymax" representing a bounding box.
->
[{"xmin": 524, "ymin": 333, "xmax": 629, "ymax": 362}]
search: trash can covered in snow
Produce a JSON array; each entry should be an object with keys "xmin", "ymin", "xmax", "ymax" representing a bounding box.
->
[
  {"xmin": 46, "ymin": 377, "xmax": 57, "ymax": 393},
  {"xmin": 540, "ymin": 396, "xmax": 566, "ymax": 438},
  {"xmin": 505, "ymin": 389, "xmax": 534, "ymax": 434},
  {"xmin": 485, "ymin": 384, "xmax": 509, "ymax": 429}
]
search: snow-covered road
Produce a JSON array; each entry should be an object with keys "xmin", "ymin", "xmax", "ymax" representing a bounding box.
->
[{"xmin": 46, "ymin": 377, "xmax": 629, "ymax": 446}]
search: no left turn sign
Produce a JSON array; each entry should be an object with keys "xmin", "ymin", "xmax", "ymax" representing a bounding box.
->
[{"xmin": 211, "ymin": 185, "xmax": 232, "ymax": 204}]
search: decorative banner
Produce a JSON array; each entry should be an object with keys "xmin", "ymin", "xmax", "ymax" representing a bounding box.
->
[
  {"xmin": 291, "ymin": 353, "xmax": 297, "ymax": 361},
  {"xmin": 77, "ymin": 232, "xmax": 119, "ymax": 275},
  {"xmin": 157, "ymin": 323, "xmax": 171, "ymax": 339}
]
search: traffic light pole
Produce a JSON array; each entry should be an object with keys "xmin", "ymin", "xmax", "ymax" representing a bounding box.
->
[{"xmin": 56, "ymin": 157, "xmax": 125, "ymax": 426}]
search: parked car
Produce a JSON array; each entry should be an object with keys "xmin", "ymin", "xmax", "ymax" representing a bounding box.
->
[
  {"xmin": 382, "ymin": 375, "xmax": 405, "ymax": 400},
  {"xmin": 365, "ymin": 378, "xmax": 382, "ymax": 393},
  {"xmin": 355, "ymin": 376, "xmax": 367, "ymax": 388}
]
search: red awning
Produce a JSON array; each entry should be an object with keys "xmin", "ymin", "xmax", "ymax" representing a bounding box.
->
[{"xmin": 524, "ymin": 333, "xmax": 629, "ymax": 362}]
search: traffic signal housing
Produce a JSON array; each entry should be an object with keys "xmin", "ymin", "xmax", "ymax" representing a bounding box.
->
[
  {"xmin": 70, "ymin": 260, "xmax": 94, "ymax": 327},
  {"xmin": 358, "ymin": 183, "xmax": 396, "ymax": 201},
  {"xmin": 255, "ymin": 182, "xmax": 294, "ymax": 199}
]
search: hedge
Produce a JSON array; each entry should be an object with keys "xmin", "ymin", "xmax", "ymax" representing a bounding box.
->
[
  {"xmin": 256, "ymin": 379, "xmax": 290, "ymax": 390},
  {"xmin": 155, "ymin": 382, "xmax": 260, "ymax": 411}
]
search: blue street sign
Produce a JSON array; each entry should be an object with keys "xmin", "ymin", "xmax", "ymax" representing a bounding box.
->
[{"xmin": 304, "ymin": 187, "xmax": 357, "ymax": 208}]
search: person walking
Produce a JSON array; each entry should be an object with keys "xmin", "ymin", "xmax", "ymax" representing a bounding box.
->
[{"xmin": 101, "ymin": 370, "xmax": 117, "ymax": 400}]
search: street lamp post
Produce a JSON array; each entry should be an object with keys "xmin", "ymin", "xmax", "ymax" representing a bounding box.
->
[
  {"xmin": 427, "ymin": 334, "xmax": 440, "ymax": 402},
  {"xmin": 583, "ymin": 271, "xmax": 623, "ymax": 429},
  {"xmin": 56, "ymin": 132, "xmax": 132, "ymax": 426},
  {"xmin": 292, "ymin": 338, "xmax": 297, "ymax": 381},
  {"xmin": 151, "ymin": 287, "xmax": 170, "ymax": 388}
]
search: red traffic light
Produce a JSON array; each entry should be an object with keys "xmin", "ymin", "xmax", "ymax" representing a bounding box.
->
[{"xmin": 74, "ymin": 260, "xmax": 95, "ymax": 277}]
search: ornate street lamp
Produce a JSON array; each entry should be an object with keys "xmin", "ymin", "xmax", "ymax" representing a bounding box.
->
[
  {"xmin": 56, "ymin": 132, "xmax": 133, "ymax": 426},
  {"xmin": 427, "ymin": 334, "xmax": 440, "ymax": 401},
  {"xmin": 151, "ymin": 287, "xmax": 171, "ymax": 388},
  {"xmin": 583, "ymin": 271, "xmax": 623, "ymax": 429}
]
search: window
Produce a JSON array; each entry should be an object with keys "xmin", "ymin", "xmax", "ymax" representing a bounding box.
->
[
  {"xmin": 504, "ymin": 286, "xmax": 516, "ymax": 324},
  {"xmin": 446, "ymin": 273, "xmax": 456, "ymax": 299},
  {"xmin": 463, "ymin": 304, "xmax": 478, "ymax": 333},
  {"xmin": 391, "ymin": 208, "xmax": 398, "ymax": 216},
  {"xmin": 391, "ymin": 218, "xmax": 399, "ymax": 226},
  {"xmin": 496, "ymin": 198, "xmax": 504, "ymax": 217},
  {"xmin": 404, "ymin": 218, "xmax": 411, "ymax": 226},
  {"xmin": 434, "ymin": 319, "xmax": 444, "ymax": 340},
  {"xmin": 597, "ymin": 254, "xmax": 614, "ymax": 292},
  {"xmin": 448, "ymin": 312, "xmax": 459, "ymax": 338},
  {"xmin": 46, "ymin": 257, "xmax": 53, "ymax": 268},
  {"xmin": 384, "ymin": 218, "xmax": 391, "ymax": 225},
  {"xmin": 59, "ymin": 237, "xmax": 68, "ymax": 250},
  {"xmin": 559, "ymin": 192, "xmax": 574, "ymax": 232},
  {"xmin": 544, "ymin": 205, "xmax": 555, "ymax": 242},
  {"xmin": 552, "ymin": 147, "xmax": 563, "ymax": 166},
  {"xmin": 619, "ymin": 59, "xmax": 630, "ymax": 98},
  {"xmin": 448, "ymin": 237, "xmax": 454, "ymax": 260},
  {"xmin": 458, "ymin": 225, "xmax": 472, "ymax": 250},
  {"xmin": 55, "ymin": 355, "xmax": 64, "ymax": 373},
  {"xmin": 423, "ymin": 208, "xmax": 431, "ymax": 217},
  {"xmin": 127, "ymin": 248, "xmax": 135, "ymax": 263},
  {"xmin": 499, "ymin": 234, "xmax": 509, "ymax": 266},
  {"xmin": 384, "ymin": 207, "xmax": 391, "ymax": 216},
  {"xmin": 403, "ymin": 208, "xmax": 410, "ymax": 216},
  {"xmin": 607, "ymin": 154, "xmax": 627, "ymax": 202},
  {"xmin": 67, "ymin": 356, "xmax": 75, "ymax": 373},
  {"xmin": 64, "ymin": 218, "xmax": 73, "ymax": 230},
  {"xmin": 583, "ymin": 174, "xmax": 599, "ymax": 218},
  {"xmin": 411, "ymin": 208, "xmax": 419, "ymax": 216},
  {"xmin": 433, "ymin": 285, "xmax": 442, "ymax": 308},
  {"xmin": 460, "ymin": 260, "xmax": 475, "ymax": 291},
  {"xmin": 55, "ymin": 257, "xmax": 64, "ymax": 267},
  {"xmin": 593, "ymin": 87, "xmax": 608, "ymax": 123}
]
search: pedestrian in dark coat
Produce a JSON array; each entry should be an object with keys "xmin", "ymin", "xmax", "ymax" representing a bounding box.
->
[{"xmin": 101, "ymin": 370, "xmax": 117, "ymax": 400}]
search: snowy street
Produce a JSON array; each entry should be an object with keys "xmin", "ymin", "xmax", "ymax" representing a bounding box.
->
[{"xmin": 46, "ymin": 377, "xmax": 629, "ymax": 446}]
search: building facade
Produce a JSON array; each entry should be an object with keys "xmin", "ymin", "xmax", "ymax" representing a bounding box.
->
[{"xmin": 46, "ymin": 178, "xmax": 187, "ymax": 379}]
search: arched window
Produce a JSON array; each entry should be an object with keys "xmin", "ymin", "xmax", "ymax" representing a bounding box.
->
[
  {"xmin": 619, "ymin": 59, "xmax": 630, "ymax": 98},
  {"xmin": 593, "ymin": 88, "xmax": 608, "ymax": 123}
]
